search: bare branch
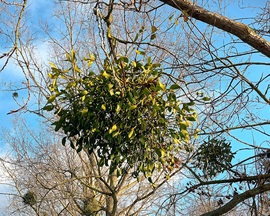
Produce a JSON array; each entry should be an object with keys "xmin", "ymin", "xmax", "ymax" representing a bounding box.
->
[{"xmin": 159, "ymin": 0, "xmax": 270, "ymax": 58}]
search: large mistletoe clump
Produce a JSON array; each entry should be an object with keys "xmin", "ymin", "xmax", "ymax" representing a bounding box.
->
[{"xmin": 44, "ymin": 50, "xmax": 197, "ymax": 178}]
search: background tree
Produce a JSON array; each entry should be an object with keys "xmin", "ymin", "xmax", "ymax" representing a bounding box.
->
[{"xmin": 1, "ymin": 118, "xmax": 179, "ymax": 215}]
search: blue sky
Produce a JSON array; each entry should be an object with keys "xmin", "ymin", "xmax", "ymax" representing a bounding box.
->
[
  {"xmin": 0, "ymin": 0, "xmax": 53, "ymax": 130},
  {"xmin": 0, "ymin": 1, "xmax": 53, "ymax": 213}
]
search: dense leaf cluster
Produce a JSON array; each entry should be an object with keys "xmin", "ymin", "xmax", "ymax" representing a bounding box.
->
[
  {"xmin": 194, "ymin": 138, "xmax": 235, "ymax": 178},
  {"xmin": 44, "ymin": 50, "xmax": 197, "ymax": 178},
  {"xmin": 22, "ymin": 191, "xmax": 37, "ymax": 206}
]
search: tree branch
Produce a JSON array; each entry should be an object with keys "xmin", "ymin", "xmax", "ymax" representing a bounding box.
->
[
  {"xmin": 159, "ymin": 0, "xmax": 270, "ymax": 58},
  {"xmin": 200, "ymin": 183, "xmax": 270, "ymax": 216}
]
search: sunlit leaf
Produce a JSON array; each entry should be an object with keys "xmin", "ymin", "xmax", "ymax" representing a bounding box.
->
[
  {"xmin": 82, "ymin": 90, "xmax": 88, "ymax": 95},
  {"xmin": 108, "ymin": 83, "xmax": 113, "ymax": 89},
  {"xmin": 158, "ymin": 80, "xmax": 166, "ymax": 91},
  {"xmin": 136, "ymin": 50, "xmax": 146, "ymax": 55},
  {"xmin": 81, "ymin": 108, "xmax": 88, "ymax": 115},
  {"xmin": 101, "ymin": 104, "xmax": 106, "ymax": 110},
  {"xmin": 89, "ymin": 53, "xmax": 95, "ymax": 61},
  {"xmin": 128, "ymin": 127, "xmax": 135, "ymax": 139},
  {"xmin": 112, "ymin": 131, "xmax": 120, "ymax": 137},
  {"xmin": 71, "ymin": 49, "xmax": 76, "ymax": 61},
  {"xmin": 129, "ymin": 105, "xmax": 137, "ymax": 110},
  {"xmin": 49, "ymin": 62, "xmax": 57, "ymax": 69},
  {"xmin": 109, "ymin": 124, "xmax": 118, "ymax": 134},
  {"xmin": 47, "ymin": 95, "xmax": 56, "ymax": 103},
  {"xmin": 102, "ymin": 71, "xmax": 110, "ymax": 79},
  {"xmin": 116, "ymin": 104, "xmax": 121, "ymax": 114},
  {"xmin": 155, "ymin": 148, "xmax": 165, "ymax": 158},
  {"xmin": 74, "ymin": 64, "xmax": 81, "ymax": 73}
]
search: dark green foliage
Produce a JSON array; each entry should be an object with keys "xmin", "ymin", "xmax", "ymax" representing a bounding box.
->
[
  {"xmin": 12, "ymin": 92, "xmax": 18, "ymax": 98},
  {"xmin": 22, "ymin": 190, "xmax": 37, "ymax": 206},
  {"xmin": 194, "ymin": 138, "xmax": 235, "ymax": 178}
]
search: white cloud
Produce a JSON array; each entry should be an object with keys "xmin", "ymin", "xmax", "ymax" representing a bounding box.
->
[{"xmin": 0, "ymin": 149, "xmax": 14, "ymax": 215}]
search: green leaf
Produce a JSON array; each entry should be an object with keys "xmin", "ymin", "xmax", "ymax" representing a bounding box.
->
[
  {"xmin": 186, "ymin": 116, "xmax": 196, "ymax": 121},
  {"xmin": 202, "ymin": 97, "xmax": 211, "ymax": 101},
  {"xmin": 173, "ymin": 138, "xmax": 181, "ymax": 144},
  {"xmin": 43, "ymin": 105, "xmax": 54, "ymax": 111},
  {"xmin": 67, "ymin": 81, "xmax": 77, "ymax": 89},
  {"xmin": 134, "ymin": 33, "xmax": 139, "ymax": 42},
  {"xmin": 47, "ymin": 95, "xmax": 56, "ymax": 103},
  {"xmin": 49, "ymin": 62, "xmax": 57, "ymax": 69},
  {"xmin": 109, "ymin": 89, "xmax": 114, "ymax": 96},
  {"xmin": 98, "ymin": 158, "xmax": 105, "ymax": 166},
  {"xmin": 102, "ymin": 71, "xmax": 110, "ymax": 79},
  {"xmin": 147, "ymin": 56, "xmax": 152, "ymax": 64},
  {"xmin": 117, "ymin": 168, "xmax": 122, "ymax": 177},
  {"xmin": 77, "ymin": 144, "xmax": 82, "ymax": 153},
  {"xmin": 71, "ymin": 49, "xmax": 76, "ymax": 61},
  {"xmin": 155, "ymin": 148, "xmax": 165, "ymax": 158},
  {"xmin": 147, "ymin": 162, "xmax": 155, "ymax": 173},
  {"xmin": 74, "ymin": 64, "xmax": 81, "ymax": 73},
  {"xmin": 196, "ymin": 91, "xmax": 204, "ymax": 97},
  {"xmin": 128, "ymin": 127, "xmax": 135, "ymax": 139},
  {"xmin": 109, "ymin": 124, "xmax": 118, "ymax": 134},
  {"xmin": 89, "ymin": 53, "xmax": 96, "ymax": 61},
  {"xmin": 129, "ymin": 104, "xmax": 137, "ymax": 111},
  {"xmin": 81, "ymin": 90, "xmax": 88, "ymax": 95},
  {"xmin": 139, "ymin": 25, "xmax": 145, "ymax": 33},
  {"xmin": 142, "ymin": 88, "xmax": 151, "ymax": 96},
  {"xmin": 118, "ymin": 56, "xmax": 129, "ymax": 63},
  {"xmin": 53, "ymin": 121, "xmax": 62, "ymax": 132},
  {"xmin": 101, "ymin": 104, "xmax": 106, "ymax": 110},
  {"xmin": 62, "ymin": 137, "xmax": 67, "ymax": 146},
  {"xmin": 136, "ymin": 50, "xmax": 146, "ymax": 55},
  {"xmin": 170, "ymin": 84, "xmax": 180, "ymax": 90},
  {"xmin": 84, "ymin": 55, "xmax": 95, "ymax": 67},
  {"xmin": 112, "ymin": 131, "xmax": 120, "ymax": 137},
  {"xmin": 158, "ymin": 80, "xmax": 166, "ymax": 91},
  {"xmin": 108, "ymin": 83, "xmax": 113, "ymax": 90},
  {"xmin": 127, "ymin": 91, "xmax": 136, "ymax": 104},
  {"xmin": 48, "ymin": 73, "xmax": 54, "ymax": 79},
  {"xmin": 81, "ymin": 108, "xmax": 88, "ymax": 115},
  {"xmin": 116, "ymin": 104, "xmax": 121, "ymax": 114}
]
